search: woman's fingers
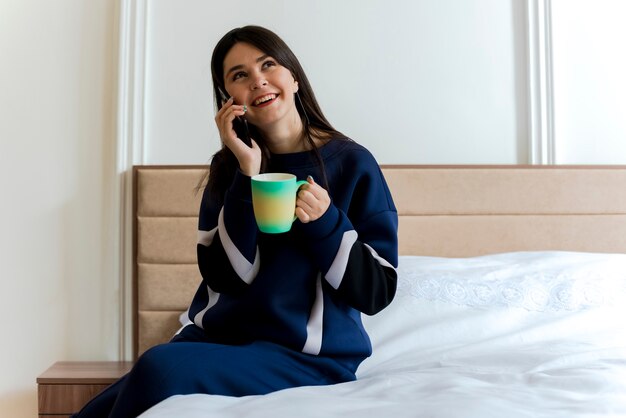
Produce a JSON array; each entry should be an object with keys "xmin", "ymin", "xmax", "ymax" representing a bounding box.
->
[
  {"xmin": 213, "ymin": 98, "xmax": 261, "ymax": 176},
  {"xmin": 237, "ymin": 139, "xmax": 262, "ymax": 177},
  {"xmin": 215, "ymin": 98, "xmax": 247, "ymax": 145},
  {"xmin": 296, "ymin": 177, "xmax": 330, "ymax": 223}
]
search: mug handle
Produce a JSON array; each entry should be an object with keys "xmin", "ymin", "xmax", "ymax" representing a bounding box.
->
[{"xmin": 292, "ymin": 180, "xmax": 309, "ymax": 222}]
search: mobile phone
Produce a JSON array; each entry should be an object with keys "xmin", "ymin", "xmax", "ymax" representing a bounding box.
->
[
  {"xmin": 217, "ymin": 87, "xmax": 229, "ymax": 104},
  {"xmin": 218, "ymin": 88, "xmax": 252, "ymax": 148}
]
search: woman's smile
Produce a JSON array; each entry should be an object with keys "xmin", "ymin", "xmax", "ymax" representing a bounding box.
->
[{"xmin": 252, "ymin": 93, "xmax": 279, "ymax": 107}]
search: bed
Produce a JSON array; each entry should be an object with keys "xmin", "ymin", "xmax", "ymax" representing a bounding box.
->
[{"xmin": 133, "ymin": 165, "xmax": 626, "ymax": 417}]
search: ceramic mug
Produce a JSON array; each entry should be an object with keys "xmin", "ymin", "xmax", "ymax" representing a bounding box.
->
[{"xmin": 251, "ymin": 173, "xmax": 308, "ymax": 233}]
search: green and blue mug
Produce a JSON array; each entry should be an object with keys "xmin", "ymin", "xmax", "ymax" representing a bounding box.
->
[{"xmin": 251, "ymin": 173, "xmax": 308, "ymax": 233}]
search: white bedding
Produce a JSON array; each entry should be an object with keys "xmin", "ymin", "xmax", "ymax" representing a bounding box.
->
[{"xmin": 139, "ymin": 252, "xmax": 626, "ymax": 418}]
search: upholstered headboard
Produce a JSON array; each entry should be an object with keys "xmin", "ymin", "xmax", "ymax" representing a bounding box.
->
[{"xmin": 133, "ymin": 165, "xmax": 626, "ymax": 358}]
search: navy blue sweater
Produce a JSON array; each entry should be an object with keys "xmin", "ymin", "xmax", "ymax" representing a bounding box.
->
[{"xmin": 188, "ymin": 138, "xmax": 398, "ymax": 362}]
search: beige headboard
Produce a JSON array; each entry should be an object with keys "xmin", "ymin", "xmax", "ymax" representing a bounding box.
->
[{"xmin": 133, "ymin": 165, "xmax": 626, "ymax": 358}]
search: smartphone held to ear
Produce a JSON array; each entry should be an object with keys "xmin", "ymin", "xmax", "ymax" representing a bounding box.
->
[{"xmin": 218, "ymin": 88, "xmax": 252, "ymax": 148}]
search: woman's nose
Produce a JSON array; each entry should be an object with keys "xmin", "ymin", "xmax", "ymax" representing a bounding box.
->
[{"xmin": 250, "ymin": 74, "xmax": 268, "ymax": 90}]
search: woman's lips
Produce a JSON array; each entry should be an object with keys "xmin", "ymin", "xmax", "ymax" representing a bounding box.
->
[{"xmin": 252, "ymin": 93, "xmax": 278, "ymax": 107}]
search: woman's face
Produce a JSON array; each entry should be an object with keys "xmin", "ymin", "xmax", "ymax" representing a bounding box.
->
[{"xmin": 222, "ymin": 42, "xmax": 299, "ymax": 131}]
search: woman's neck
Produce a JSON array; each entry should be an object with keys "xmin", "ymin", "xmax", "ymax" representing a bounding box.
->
[{"xmin": 261, "ymin": 116, "xmax": 310, "ymax": 154}]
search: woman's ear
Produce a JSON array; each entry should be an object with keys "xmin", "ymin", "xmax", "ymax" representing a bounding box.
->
[{"xmin": 293, "ymin": 80, "xmax": 299, "ymax": 94}]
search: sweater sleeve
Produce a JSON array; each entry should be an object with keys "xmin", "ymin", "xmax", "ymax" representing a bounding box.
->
[
  {"xmin": 297, "ymin": 160, "xmax": 398, "ymax": 315},
  {"xmin": 197, "ymin": 170, "xmax": 260, "ymax": 293}
]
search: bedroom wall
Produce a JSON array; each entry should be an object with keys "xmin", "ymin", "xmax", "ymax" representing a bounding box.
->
[
  {"xmin": 140, "ymin": 0, "xmax": 626, "ymax": 166},
  {"xmin": 141, "ymin": 0, "xmax": 529, "ymax": 165},
  {"xmin": 551, "ymin": 0, "xmax": 626, "ymax": 164},
  {"xmin": 0, "ymin": 0, "xmax": 119, "ymax": 416}
]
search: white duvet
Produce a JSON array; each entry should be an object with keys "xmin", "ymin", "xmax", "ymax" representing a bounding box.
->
[{"xmin": 140, "ymin": 252, "xmax": 626, "ymax": 418}]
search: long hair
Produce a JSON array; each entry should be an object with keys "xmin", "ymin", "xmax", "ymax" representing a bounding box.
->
[{"xmin": 203, "ymin": 25, "xmax": 346, "ymax": 203}]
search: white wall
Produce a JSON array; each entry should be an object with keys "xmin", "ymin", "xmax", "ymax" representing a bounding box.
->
[
  {"xmin": 143, "ymin": 0, "xmax": 529, "ymax": 165},
  {"xmin": 551, "ymin": 0, "xmax": 626, "ymax": 164},
  {"xmin": 0, "ymin": 0, "xmax": 119, "ymax": 416}
]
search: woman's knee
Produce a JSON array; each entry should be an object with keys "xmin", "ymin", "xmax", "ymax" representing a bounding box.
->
[{"xmin": 131, "ymin": 344, "xmax": 178, "ymax": 383}]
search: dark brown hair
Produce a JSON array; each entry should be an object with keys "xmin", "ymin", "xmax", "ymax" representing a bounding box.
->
[{"xmin": 203, "ymin": 25, "xmax": 346, "ymax": 203}]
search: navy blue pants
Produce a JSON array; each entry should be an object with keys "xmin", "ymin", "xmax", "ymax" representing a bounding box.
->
[{"xmin": 72, "ymin": 324, "xmax": 358, "ymax": 418}]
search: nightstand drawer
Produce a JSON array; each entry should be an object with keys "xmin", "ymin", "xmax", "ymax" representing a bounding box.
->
[
  {"xmin": 38, "ymin": 383, "xmax": 109, "ymax": 414},
  {"xmin": 37, "ymin": 361, "xmax": 133, "ymax": 416}
]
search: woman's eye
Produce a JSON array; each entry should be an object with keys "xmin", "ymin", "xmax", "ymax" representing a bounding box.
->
[
  {"xmin": 233, "ymin": 71, "xmax": 246, "ymax": 81},
  {"xmin": 262, "ymin": 60, "xmax": 276, "ymax": 69}
]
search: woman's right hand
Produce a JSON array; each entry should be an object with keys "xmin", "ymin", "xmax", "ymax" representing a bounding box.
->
[{"xmin": 215, "ymin": 97, "xmax": 262, "ymax": 177}]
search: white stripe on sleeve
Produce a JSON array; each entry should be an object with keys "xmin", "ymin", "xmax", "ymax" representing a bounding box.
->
[
  {"xmin": 193, "ymin": 285, "xmax": 220, "ymax": 329},
  {"xmin": 325, "ymin": 230, "xmax": 358, "ymax": 289},
  {"xmin": 197, "ymin": 227, "xmax": 217, "ymax": 246},
  {"xmin": 217, "ymin": 207, "xmax": 260, "ymax": 285},
  {"xmin": 363, "ymin": 243, "xmax": 396, "ymax": 270},
  {"xmin": 302, "ymin": 274, "xmax": 324, "ymax": 355}
]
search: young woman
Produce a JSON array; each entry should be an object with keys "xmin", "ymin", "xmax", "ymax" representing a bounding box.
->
[{"xmin": 73, "ymin": 25, "xmax": 398, "ymax": 418}]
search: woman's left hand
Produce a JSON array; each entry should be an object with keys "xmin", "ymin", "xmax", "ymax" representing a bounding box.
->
[{"xmin": 295, "ymin": 176, "xmax": 330, "ymax": 223}]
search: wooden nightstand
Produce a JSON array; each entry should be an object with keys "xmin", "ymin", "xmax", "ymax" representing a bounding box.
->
[{"xmin": 37, "ymin": 361, "xmax": 133, "ymax": 417}]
